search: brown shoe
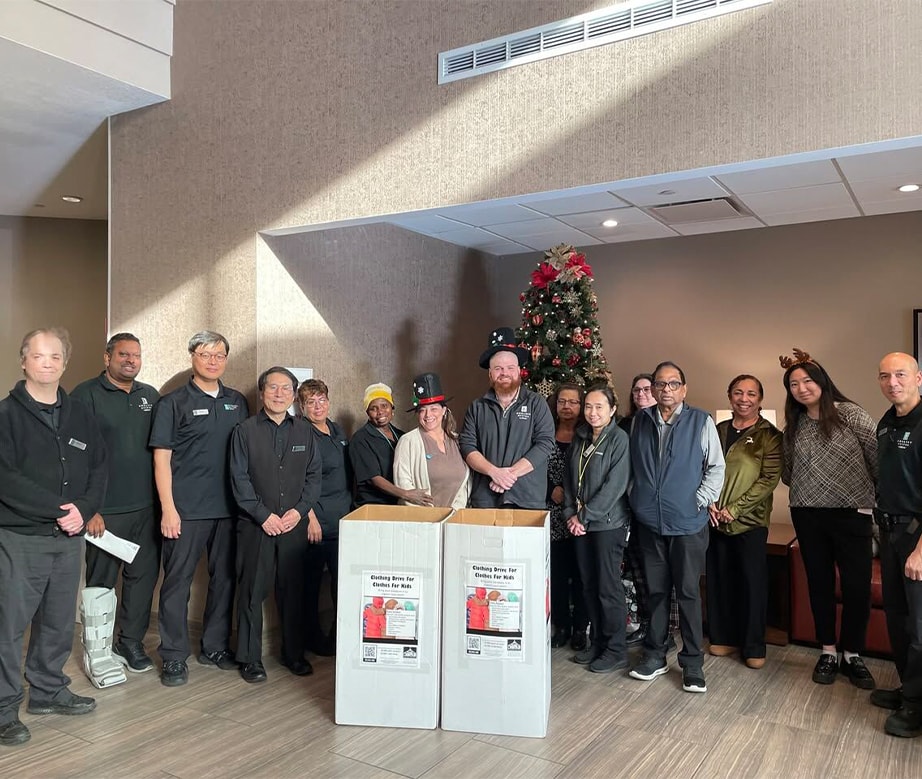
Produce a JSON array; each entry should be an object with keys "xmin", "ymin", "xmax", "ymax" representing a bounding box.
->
[
  {"xmin": 708, "ymin": 644, "xmax": 737, "ymax": 657},
  {"xmin": 745, "ymin": 657, "xmax": 766, "ymax": 669}
]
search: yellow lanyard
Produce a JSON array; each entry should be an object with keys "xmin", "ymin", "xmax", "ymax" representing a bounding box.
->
[{"xmin": 576, "ymin": 432, "xmax": 607, "ymax": 510}]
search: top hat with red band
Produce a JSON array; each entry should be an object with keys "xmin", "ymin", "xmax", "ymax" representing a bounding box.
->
[
  {"xmin": 478, "ymin": 326, "xmax": 530, "ymax": 369},
  {"xmin": 407, "ymin": 372, "xmax": 453, "ymax": 412}
]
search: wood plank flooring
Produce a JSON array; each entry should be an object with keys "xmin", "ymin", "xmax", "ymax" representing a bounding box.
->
[{"xmin": 1, "ymin": 633, "xmax": 918, "ymax": 778}]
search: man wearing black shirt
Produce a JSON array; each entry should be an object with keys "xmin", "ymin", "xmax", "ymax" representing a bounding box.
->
[
  {"xmin": 0, "ymin": 329, "xmax": 106, "ymax": 747},
  {"xmin": 874, "ymin": 352, "xmax": 922, "ymax": 737},
  {"xmin": 149, "ymin": 331, "xmax": 248, "ymax": 687},
  {"xmin": 71, "ymin": 333, "xmax": 160, "ymax": 680},
  {"xmin": 230, "ymin": 367, "xmax": 321, "ymax": 681}
]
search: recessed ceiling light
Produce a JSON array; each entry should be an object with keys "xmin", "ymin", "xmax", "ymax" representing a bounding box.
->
[
  {"xmin": 601, "ymin": 219, "xmax": 618, "ymax": 228},
  {"xmin": 61, "ymin": 195, "xmax": 83, "ymax": 203},
  {"xmin": 658, "ymin": 189, "xmax": 676, "ymax": 196},
  {"xmin": 898, "ymin": 184, "xmax": 920, "ymax": 193}
]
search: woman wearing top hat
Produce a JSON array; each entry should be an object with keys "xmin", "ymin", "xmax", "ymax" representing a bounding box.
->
[{"xmin": 393, "ymin": 373, "xmax": 470, "ymax": 509}]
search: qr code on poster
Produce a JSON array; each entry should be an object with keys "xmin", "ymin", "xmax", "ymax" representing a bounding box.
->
[
  {"xmin": 362, "ymin": 645, "xmax": 377, "ymax": 663},
  {"xmin": 466, "ymin": 635, "xmax": 481, "ymax": 655}
]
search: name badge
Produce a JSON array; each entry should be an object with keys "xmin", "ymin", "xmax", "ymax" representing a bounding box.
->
[
  {"xmin": 291, "ymin": 445, "xmax": 306, "ymax": 452},
  {"xmin": 224, "ymin": 403, "xmax": 238, "ymax": 411},
  {"xmin": 68, "ymin": 438, "xmax": 87, "ymax": 451},
  {"xmin": 192, "ymin": 408, "xmax": 209, "ymax": 416}
]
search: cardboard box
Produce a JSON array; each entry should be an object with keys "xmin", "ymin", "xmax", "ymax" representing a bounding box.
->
[
  {"xmin": 335, "ymin": 504, "xmax": 452, "ymax": 729},
  {"xmin": 440, "ymin": 508, "xmax": 550, "ymax": 738}
]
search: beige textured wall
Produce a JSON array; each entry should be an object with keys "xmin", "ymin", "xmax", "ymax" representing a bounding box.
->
[
  {"xmin": 487, "ymin": 211, "xmax": 922, "ymax": 426},
  {"xmin": 110, "ymin": 0, "xmax": 922, "ymax": 397},
  {"xmin": 0, "ymin": 216, "xmax": 107, "ymax": 392}
]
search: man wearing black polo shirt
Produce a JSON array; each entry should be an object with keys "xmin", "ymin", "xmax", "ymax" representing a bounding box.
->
[
  {"xmin": 873, "ymin": 352, "xmax": 922, "ymax": 737},
  {"xmin": 150, "ymin": 331, "xmax": 249, "ymax": 687},
  {"xmin": 230, "ymin": 367, "xmax": 321, "ymax": 682},
  {"xmin": 0, "ymin": 328, "xmax": 106, "ymax": 747},
  {"xmin": 71, "ymin": 333, "xmax": 160, "ymax": 682}
]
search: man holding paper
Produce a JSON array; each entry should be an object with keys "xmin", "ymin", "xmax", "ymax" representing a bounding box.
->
[
  {"xmin": 72, "ymin": 333, "xmax": 161, "ymax": 683},
  {"xmin": 0, "ymin": 328, "xmax": 107, "ymax": 747}
]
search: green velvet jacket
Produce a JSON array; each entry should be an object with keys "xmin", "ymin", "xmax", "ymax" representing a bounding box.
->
[{"xmin": 715, "ymin": 416, "xmax": 783, "ymax": 535}]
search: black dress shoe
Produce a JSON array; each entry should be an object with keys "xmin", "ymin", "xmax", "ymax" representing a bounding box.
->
[
  {"xmin": 282, "ymin": 657, "xmax": 314, "ymax": 676},
  {"xmin": 161, "ymin": 660, "xmax": 189, "ymax": 687},
  {"xmin": 570, "ymin": 629, "xmax": 588, "ymax": 652},
  {"xmin": 840, "ymin": 656, "xmax": 875, "ymax": 689},
  {"xmin": 0, "ymin": 719, "xmax": 30, "ymax": 746},
  {"xmin": 886, "ymin": 707, "xmax": 922, "ymax": 738},
  {"xmin": 113, "ymin": 639, "xmax": 154, "ymax": 673},
  {"xmin": 812, "ymin": 653, "xmax": 838, "ymax": 685},
  {"xmin": 240, "ymin": 662, "xmax": 267, "ymax": 683},
  {"xmin": 550, "ymin": 629, "xmax": 570, "ymax": 648},
  {"xmin": 871, "ymin": 686, "xmax": 902, "ymax": 710},
  {"xmin": 198, "ymin": 649, "xmax": 238, "ymax": 670},
  {"xmin": 27, "ymin": 689, "xmax": 96, "ymax": 716},
  {"xmin": 626, "ymin": 625, "xmax": 647, "ymax": 646}
]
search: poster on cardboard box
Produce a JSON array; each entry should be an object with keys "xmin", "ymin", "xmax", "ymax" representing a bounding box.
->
[
  {"xmin": 361, "ymin": 571, "xmax": 421, "ymax": 667},
  {"xmin": 464, "ymin": 561, "xmax": 525, "ymax": 661}
]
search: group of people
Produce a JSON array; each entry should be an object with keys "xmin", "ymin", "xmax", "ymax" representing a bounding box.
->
[{"xmin": 1, "ymin": 323, "xmax": 921, "ymax": 748}]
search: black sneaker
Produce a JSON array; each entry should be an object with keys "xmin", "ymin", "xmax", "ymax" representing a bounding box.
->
[
  {"xmin": 682, "ymin": 666, "xmax": 707, "ymax": 693},
  {"xmin": 629, "ymin": 654, "xmax": 668, "ymax": 681},
  {"xmin": 550, "ymin": 628, "xmax": 570, "ymax": 648},
  {"xmin": 871, "ymin": 686, "xmax": 902, "ymax": 710},
  {"xmin": 27, "ymin": 689, "xmax": 96, "ymax": 716},
  {"xmin": 626, "ymin": 624, "xmax": 647, "ymax": 646},
  {"xmin": 570, "ymin": 629, "xmax": 588, "ymax": 652},
  {"xmin": 161, "ymin": 659, "xmax": 189, "ymax": 687},
  {"xmin": 198, "ymin": 649, "xmax": 238, "ymax": 670},
  {"xmin": 885, "ymin": 707, "xmax": 922, "ymax": 738},
  {"xmin": 113, "ymin": 640, "xmax": 154, "ymax": 673},
  {"xmin": 840, "ymin": 656, "xmax": 875, "ymax": 690},
  {"xmin": 589, "ymin": 651, "xmax": 629, "ymax": 674},
  {"xmin": 0, "ymin": 719, "xmax": 30, "ymax": 746},
  {"xmin": 573, "ymin": 644, "xmax": 603, "ymax": 665},
  {"xmin": 812, "ymin": 653, "xmax": 838, "ymax": 685}
]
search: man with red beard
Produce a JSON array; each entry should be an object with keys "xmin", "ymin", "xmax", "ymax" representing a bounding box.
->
[{"xmin": 459, "ymin": 327, "xmax": 554, "ymax": 509}]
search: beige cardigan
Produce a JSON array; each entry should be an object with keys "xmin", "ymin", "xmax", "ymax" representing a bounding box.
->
[{"xmin": 393, "ymin": 428, "xmax": 470, "ymax": 510}]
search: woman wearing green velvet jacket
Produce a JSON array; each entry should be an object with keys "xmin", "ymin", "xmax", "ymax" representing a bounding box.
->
[{"xmin": 706, "ymin": 374, "xmax": 783, "ymax": 669}]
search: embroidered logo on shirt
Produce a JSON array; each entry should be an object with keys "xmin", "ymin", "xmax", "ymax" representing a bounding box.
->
[
  {"xmin": 224, "ymin": 404, "xmax": 239, "ymax": 411},
  {"xmin": 68, "ymin": 438, "xmax": 87, "ymax": 450},
  {"xmin": 291, "ymin": 445, "xmax": 306, "ymax": 452},
  {"xmin": 515, "ymin": 404, "xmax": 531, "ymax": 421},
  {"xmin": 192, "ymin": 408, "xmax": 209, "ymax": 416},
  {"xmin": 139, "ymin": 397, "xmax": 153, "ymax": 412},
  {"xmin": 745, "ymin": 436, "xmax": 754, "ymax": 445}
]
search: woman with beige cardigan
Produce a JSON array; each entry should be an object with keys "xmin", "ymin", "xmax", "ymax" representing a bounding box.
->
[{"xmin": 394, "ymin": 373, "xmax": 470, "ymax": 510}]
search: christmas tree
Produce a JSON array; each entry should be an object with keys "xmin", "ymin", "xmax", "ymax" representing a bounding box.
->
[{"xmin": 516, "ymin": 244, "xmax": 612, "ymax": 397}]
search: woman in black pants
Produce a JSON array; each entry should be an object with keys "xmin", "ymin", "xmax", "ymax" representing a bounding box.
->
[{"xmin": 781, "ymin": 349, "xmax": 878, "ymax": 688}]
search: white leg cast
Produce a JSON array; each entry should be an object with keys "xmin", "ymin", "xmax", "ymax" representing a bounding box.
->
[{"xmin": 80, "ymin": 587, "xmax": 128, "ymax": 688}]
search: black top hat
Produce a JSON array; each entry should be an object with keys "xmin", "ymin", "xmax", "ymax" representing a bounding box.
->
[
  {"xmin": 407, "ymin": 372, "xmax": 453, "ymax": 412},
  {"xmin": 478, "ymin": 327, "xmax": 530, "ymax": 370}
]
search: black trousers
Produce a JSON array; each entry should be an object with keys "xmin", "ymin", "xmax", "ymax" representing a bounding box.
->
[
  {"xmin": 85, "ymin": 506, "xmax": 161, "ymax": 644},
  {"xmin": 636, "ymin": 522, "xmax": 709, "ymax": 670},
  {"xmin": 158, "ymin": 518, "xmax": 236, "ymax": 662},
  {"xmin": 574, "ymin": 526, "xmax": 629, "ymax": 654},
  {"xmin": 305, "ymin": 538, "xmax": 339, "ymax": 647},
  {"xmin": 0, "ymin": 529, "xmax": 81, "ymax": 725},
  {"xmin": 236, "ymin": 517, "xmax": 309, "ymax": 665},
  {"xmin": 550, "ymin": 537, "xmax": 588, "ymax": 633},
  {"xmin": 790, "ymin": 507, "xmax": 872, "ymax": 652},
  {"xmin": 705, "ymin": 526, "xmax": 768, "ymax": 659},
  {"xmin": 879, "ymin": 520, "xmax": 922, "ymax": 706}
]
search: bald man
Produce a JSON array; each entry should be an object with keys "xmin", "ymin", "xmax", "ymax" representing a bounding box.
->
[{"xmin": 873, "ymin": 352, "xmax": 922, "ymax": 738}]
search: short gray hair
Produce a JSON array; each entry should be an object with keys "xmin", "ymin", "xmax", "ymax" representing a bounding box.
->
[
  {"xmin": 20, "ymin": 327, "xmax": 72, "ymax": 363},
  {"xmin": 187, "ymin": 330, "xmax": 230, "ymax": 355}
]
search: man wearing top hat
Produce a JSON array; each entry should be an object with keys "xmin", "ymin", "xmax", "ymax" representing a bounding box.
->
[{"xmin": 459, "ymin": 327, "xmax": 555, "ymax": 510}]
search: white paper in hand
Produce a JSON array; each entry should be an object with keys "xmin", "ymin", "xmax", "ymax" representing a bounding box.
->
[{"xmin": 84, "ymin": 529, "xmax": 140, "ymax": 564}]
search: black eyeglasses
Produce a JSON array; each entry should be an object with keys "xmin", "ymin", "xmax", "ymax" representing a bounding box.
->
[{"xmin": 652, "ymin": 380, "xmax": 684, "ymax": 391}]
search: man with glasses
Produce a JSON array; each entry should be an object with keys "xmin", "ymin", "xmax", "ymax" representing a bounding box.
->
[
  {"xmin": 873, "ymin": 352, "xmax": 922, "ymax": 737},
  {"xmin": 230, "ymin": 368, "xmax": 321, "ymax": 683},
  {"xmin": 628, "ymin": 361, "xmax": 724, "ymax": 693},
  {"xmin": 460, "ymin": 327, "xmax": 554, "ymax": 509},
  {"xmin": 149, "ymin": 331, "xmax": 248, "ymax": 686},
  {"xmin": 71, "ymin": 333, "xmax": 161, "ymax": 684}
]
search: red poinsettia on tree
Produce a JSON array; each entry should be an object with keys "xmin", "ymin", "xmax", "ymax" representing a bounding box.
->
[{"xmin": 516, "ymin": 244, "xmax": 612, "ymax": 397}]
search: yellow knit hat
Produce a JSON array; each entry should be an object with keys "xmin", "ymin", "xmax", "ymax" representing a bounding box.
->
[{"xmin": 363, "ymin": 382, "xmax": 393, "ymax": 411}]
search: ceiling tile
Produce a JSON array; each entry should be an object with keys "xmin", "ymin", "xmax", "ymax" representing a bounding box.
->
[
  {"xmin": 581, "ymin": 221, "xmax": 678, "ymax": 242},
  {"xmin": 433, "ymin": 203, "xmax": 544, "ymax": 226},
  {"xmin": 672, "ymin": 216, "xmax": 765, "ymax": 235},
  {"xmin": 480, "ymin": 217, "xmax": 562, "ymax": 237},
  {"xmin": 861, "ymin": 198, "xmax": 922, "ymax": 216},
  {"xmin": 761, "ymin": 204, "xmax": 861, "ymax": 226},
  {"xmin": 738, "ymin": 182, "xmax": 855, "ymax": 216},
  {"xmin": 525, "ymin": 191, "xmax": 629, "ymax": 215},
  {"xmin": 836, "ymin": 146, "xmax": 922, "ymax": 183},
  {"xmin": 387, "ymin": 213, "xmax": 468, "ymax": 234},
  {"xmin": 610, "ymin": 177, "xmax": 730, "ymax": 207},
  {"xmin": 714, "ymin": 160, "xmax": 840, "ymax": 195},
  {"xmin": 849, "ymin": 176, "xmax": 922, "ymax": 207}
]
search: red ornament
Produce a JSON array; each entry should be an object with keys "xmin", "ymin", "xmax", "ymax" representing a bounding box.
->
[
  {"xmin": 530, "ymin": 262, "xmax": 559, "ymax": 289},
  {"xmin": 582, "ymin": 328, "xmax": 591, "ymax": 336},
  {"xmin": 519, "ymin": 293, "xmax": 526, "ymax": 302},
  {"xmin": 552, "ymin": 357, "xmax": 562, "ymax": 367},
  {"xmin": 520, "ymin": 367, "xmax": 530, "ymax": 379},
  {"xmin": 530, "ymin": 344, "xmax": 542, "ymax": 362},
  {"xmin": 552, "ymin": 295, "xmax": 562, "ymax": 303},
  {"xmin": 531, "ymin": 314, "xmax": 543, "ymax": 325},
  {"xmin": 567, "ymin": 354, "xmax": 580, "ymax": 367},
  {"xmin": 583, "ymin": 339, "xmax": 592, "ymax": 349}
]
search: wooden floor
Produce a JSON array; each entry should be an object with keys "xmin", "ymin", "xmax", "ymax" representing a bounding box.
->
[{"xmin": 2, "ymin": 632, "xmax": 918, "ymax": 778}]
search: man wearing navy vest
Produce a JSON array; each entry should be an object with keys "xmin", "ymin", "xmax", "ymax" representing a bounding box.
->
[{"xmin": 628, "ymin": 361, "xmax": 724, "ymax": 693}]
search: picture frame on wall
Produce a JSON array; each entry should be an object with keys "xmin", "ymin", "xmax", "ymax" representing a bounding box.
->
[{"xmin": 915, "ymin": 309, "xmax": 922, "ymax": 365}]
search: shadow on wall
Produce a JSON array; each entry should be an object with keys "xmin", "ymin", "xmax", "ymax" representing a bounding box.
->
[{"xmin": 260, "ymin": 224, "xmax": 499, "ymax": 429}]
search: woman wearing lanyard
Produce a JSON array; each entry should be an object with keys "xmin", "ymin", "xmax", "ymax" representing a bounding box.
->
[{"xmin": 562, "ymin": 384, "xmax": 632, "ymax": 673}]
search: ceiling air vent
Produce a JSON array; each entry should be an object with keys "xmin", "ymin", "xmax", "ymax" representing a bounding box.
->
[
  {"xmin": 438, "ymin": 0, "xmax": 772, "ymax": 84},
  {"xmin": 649, "ymin": 198, "xmax": 745, "ymax": 224}
]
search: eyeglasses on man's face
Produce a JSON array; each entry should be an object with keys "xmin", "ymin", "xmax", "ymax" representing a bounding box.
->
[
  {"xmin": 265, "ymin": 384, "xmax": 294, "ymax": 394},
  {"xmin": 652, "ymin": 380, "xmax": 684, "ymax": 391},
  {"xmin": 193, "ymin": 351, "xmax": 227, "ymax": 363}
]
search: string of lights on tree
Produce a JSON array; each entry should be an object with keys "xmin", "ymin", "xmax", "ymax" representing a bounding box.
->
[{"xmin": 516, "ymin": 243, "xmax": 613, "ymax": 397}]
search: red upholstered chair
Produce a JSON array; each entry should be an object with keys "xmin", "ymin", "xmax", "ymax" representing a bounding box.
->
[{"xmin": 789, "ymin": 540, "xmax": 892, "ymax": 657}]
